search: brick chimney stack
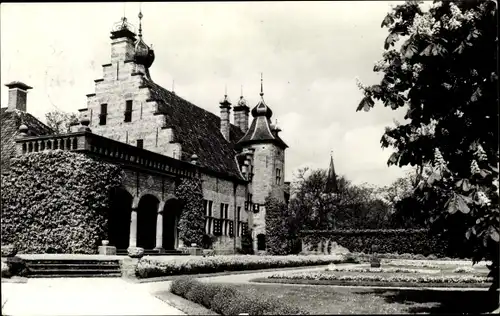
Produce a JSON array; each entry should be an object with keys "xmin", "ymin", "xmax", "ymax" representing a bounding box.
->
[
  {"xmin": 219, "ymin": 91, "xmax": 232, "ymax": 142},
  {"xmin": 5, "ymin": 81, "xmax": 32, "ymax": 112}
]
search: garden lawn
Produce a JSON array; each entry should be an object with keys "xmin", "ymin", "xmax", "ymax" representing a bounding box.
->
[{"xmin": 210, "ymin": 283, "xmax": 499, "ymax": 314}]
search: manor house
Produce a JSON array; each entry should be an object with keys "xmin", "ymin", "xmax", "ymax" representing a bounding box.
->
[{"xmin": 4, "ymin": 14, "xmax": 289, "ymax": 254}]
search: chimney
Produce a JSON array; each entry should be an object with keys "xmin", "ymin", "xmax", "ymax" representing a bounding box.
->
[
  {"xmin": 5, "ymin": 81, "xmax": 32, "ymax": 112},
  {"xmin": 234, "ymin": 94, "xmax": 250, "ymax": 133},
  {"xmin": 219, "ymin": 92, "xmax": 232, "ymax": 142}
]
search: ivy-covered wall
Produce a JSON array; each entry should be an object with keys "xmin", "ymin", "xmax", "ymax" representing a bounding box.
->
[
  {"xmin": 1, "ymin": 150, "xmax": 123, "ymax": 254},
  {"xmin": 300, "ymin": 229, "xmax": 450, "ymax": 257}
]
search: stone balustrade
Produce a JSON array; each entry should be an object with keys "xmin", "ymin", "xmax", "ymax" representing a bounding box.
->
[{"xmin": 15, "ymin": 131, "xmax": 199, "ymax": 178}]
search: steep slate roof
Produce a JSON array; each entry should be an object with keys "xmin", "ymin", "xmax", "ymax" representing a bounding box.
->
[
  {"xmin": 142, "ymin": 78, "xmax": 246, "ymax": 179},
  {"xmin": 0, "ymin": 108, "xmax": 54, "ymax": 172}
]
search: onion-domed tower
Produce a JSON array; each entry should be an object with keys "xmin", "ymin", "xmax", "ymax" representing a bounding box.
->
[
  {"xmin": 236, "ymin": 74, "xmax": 288, "ymax": 252},
  {"xmin": 134, "ymin": 10, "xmax": 155, "ymax": 78}
]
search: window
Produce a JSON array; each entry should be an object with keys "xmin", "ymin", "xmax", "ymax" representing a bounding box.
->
[
  {"xmin": 276, "ymin": 168, "xmax": 282, "ymax": 185},
  {"xmin": 220, "ymin": 203, "xmax": 230, "ymax": 236},
  {"xmin": 136, "ymin": 139, "xmax": 144, "ymax": 149},
  {"xmin": 204, "ymin": 199, "xmax": 214, "ymax": 234},
  {"xmin": 124, "ymin": 100, "xmax": 133, "ymax": 122},
  {"xmin": 99, "ymin": 104, "xmax": 107, "ymax": 125},
  {"xmin": 236, "ymin": 206, "xmax": 242, "ymax": 237}
]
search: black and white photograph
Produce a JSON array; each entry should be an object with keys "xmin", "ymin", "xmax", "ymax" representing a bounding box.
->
[{"xmin": 1, "ymin": 1, "xmax": 498, "ymax": 315}]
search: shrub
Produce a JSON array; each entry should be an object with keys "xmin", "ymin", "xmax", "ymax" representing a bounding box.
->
[
  {"xmin": 175, "ymin": 178, "xmax": 205, "ymax": 247},
  {"xmin": 1, "ymin": 151, "xmax": 122, "ymax": 254},
  {"xmin": 1, "ymin": 261, "xmax": 11, "ymax": 278},
  {"xmin": 210, "ymin": 286, "xmax": 239, "ymax": 314},
  {"xmin": 300, "ymin": 229, "xmax": 450, "ymax": 257},
  {"xmin": 239, "ymin": 227, "xmax": 254, "ymax": 254},
  {"xmin": 265, "ymin": 195, "xmax": 289, "ymax": 255},
  {"xmin": 171, "ymin": 278, "xmax": 307, "ymax": 315},
  {"xmin": 170, "ymin": 277, "xmax": 197, "ymax": 297},
  {"xmin": 136, "ymin": 254, "xmax": 346, "ymax": 278}
]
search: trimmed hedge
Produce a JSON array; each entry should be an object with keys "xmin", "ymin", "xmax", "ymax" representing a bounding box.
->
[
  {"xmin": 136, "ymin": 254, "xmax": 346, "ymax": 278},
  {"xmin": 175, "ymin": 178, "xmax": 205, "ymax": 247},
  {"xmin": 170, "ymin": 278, "xmax": 307, "ymax": 315},
  {"xmin": 265, "ymin": 196, "xmax": 289, "ymax": 255},
  {"xmin": 1, "ymin": 150, "xmax": 122, "ymax": 254},
  {"xmin": 300, "ymin": 229, "xmax": 449, "ymax": 257}
]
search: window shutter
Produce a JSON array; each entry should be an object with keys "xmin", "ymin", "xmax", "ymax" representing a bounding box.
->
[{"xmin": 229, "ymin": 221, "xmax": 234, "ymax": 237}]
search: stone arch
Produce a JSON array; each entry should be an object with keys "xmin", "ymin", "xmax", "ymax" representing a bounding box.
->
[
  {"xmin": 136, "ymin": 194, "xmax": 160, "ymax": 249},
  {"xmin": 108, "ymin": 186, "xmax": 133, "ymax": 249},
  {"xmin": 162, "ymin": 197, "xmax": 182, "ymax": 250},
  {"xmin": 136, "ymin": 189, "xmax": 162, "ymax": 204}
]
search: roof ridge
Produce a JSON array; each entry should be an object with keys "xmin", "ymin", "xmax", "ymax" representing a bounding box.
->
[{"xmin": 146, "ymin": 79, "xmax": 243, "ymax": 132}]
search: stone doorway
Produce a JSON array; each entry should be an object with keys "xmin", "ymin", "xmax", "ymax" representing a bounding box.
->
[
  {"xmin": 163, "ymin": 199, "xmax": 181, "ymax": 250},
  {"xmin": 137, "ymin": 194, "xmax": 159, "ymax": 249},
  {"xmin": 108, "ymin": 187, "xmax": 133, "ymax": 249}
]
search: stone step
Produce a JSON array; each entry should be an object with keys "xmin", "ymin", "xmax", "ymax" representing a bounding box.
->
[
  {"xmin": 28, "ymin": 273, "xmax": 122, "ymax": 278},
  {"xmin": 27, "ymin": 268, "xmax": 121, "ymax": 275},
  {"xmin": 24, "ymin": 260, "xmax": 121, "ymax": 265},
  {"xmin": 26, "ymin": 263, "xmax": 120, "ymax": 270}
]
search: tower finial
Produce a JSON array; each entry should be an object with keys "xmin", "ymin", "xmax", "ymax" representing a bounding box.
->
[
  {"xmin": 138, "ymin": 3, "xmax": 143, "ymax": 37},
  {"xmin": 240, "ymin": 85, "xmax": 243, "ymax": 97},
  {"xmin": 225, "ymin": 84, "xmax": 228, "ymax": 97},
  {"xmin": 172, "ymin": 80, "xmax": 175, "ymax": 94},
  {"xmin": 260, "ymin": 72, "xmax": 264, "ymax": 97}
]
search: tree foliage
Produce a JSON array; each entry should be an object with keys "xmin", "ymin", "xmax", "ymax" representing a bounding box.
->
[
  {"xmin": 1, "ymin": 150, "xmax": 123, "ymax": 254},
  {"xmin": 45, "ymin": 110, "xmax": 79, "ymax": 134},
  {"xmin": 175, "ymin": 177, "xmax": 205, "ymax": 247},
  {"xmin": 288, "ymin": 167, "xmax": 392, "ymax": 233},
  {"xmin": 357, "ymin": 0, "xmax": 498, "ymax": 289}
]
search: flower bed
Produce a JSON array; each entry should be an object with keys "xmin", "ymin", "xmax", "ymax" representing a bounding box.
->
[
  {"xmin": 268, "ymin": 271, "xmax": 492, "ymax": 284},
  {"xmin": 136, "ymin": 254, "xmax": 345, "ymax": 278},
  {"xmin": 325, "ymin": 264, "xmax": 437, "ymax": 274},
  {"xmin": 170, "ymin": 277, "xmax": 307, "ymax": 315},
  {"xmin": 384, "ymin": 259, "xmax": 490, "ymax": 269}
]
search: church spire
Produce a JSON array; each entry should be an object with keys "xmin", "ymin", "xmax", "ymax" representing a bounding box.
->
[
  {"xmin": 260, "ymin": 72, "xmax": 264, "ymax": 98},
  {"xmin": 324, "ymin": 151, "xmax": 338, "ymax": 194}
]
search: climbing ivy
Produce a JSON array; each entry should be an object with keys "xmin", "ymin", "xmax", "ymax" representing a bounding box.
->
[
  {"xmin": 175, "ymin": 177, "xmax": 205, "ymax": 247},
  {"xmin": 1, "ymin": 150, "xmax": 123, "ymax": 254}
]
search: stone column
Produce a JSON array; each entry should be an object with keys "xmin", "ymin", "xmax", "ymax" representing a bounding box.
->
[
  {"xmin": 129, "ymin": 208, "xmax": 138, "ymax": 248},
  {"xmin": 154, "ymin": 202, "xmax": 164, "ymax": 251}
]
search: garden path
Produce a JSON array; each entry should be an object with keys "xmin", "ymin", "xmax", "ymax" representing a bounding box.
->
[{"xmin": 1, "ymin": 277, "xmax": 185, "ymax": 316}]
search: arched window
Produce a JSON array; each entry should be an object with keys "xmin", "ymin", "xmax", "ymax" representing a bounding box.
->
[{"xmin": 257, "ymin": 234, "xmax": 266, "ymax": 251}]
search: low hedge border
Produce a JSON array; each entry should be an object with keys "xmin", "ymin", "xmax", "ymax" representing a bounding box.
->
[
  {"xmin": 351, "ymin": 252, "xmax": 470, "ymax": 261},
  {"xmin": 251, "ymin": 277, "xmax": 491, "ymax": 289},
  {"xmin": 170, "ymin": 277, "xmax": 308, "ymax": 315},
  {"xmin": 132, "ymin": 263, "xmax": 336, "ymax": 284},
  {"xmin": 136, "ymin": 254, "xmax": 346, "ymax": 279}
]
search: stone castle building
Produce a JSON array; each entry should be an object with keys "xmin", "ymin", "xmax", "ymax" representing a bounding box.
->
[{"xmin": 2, "ymin": 14, "xmax": 289, "ymax": 254}]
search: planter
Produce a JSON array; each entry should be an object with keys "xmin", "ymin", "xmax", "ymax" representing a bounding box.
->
[
  {"xmin": 127, "ymin": 247, "xmax": 145, "ymax": 258},
  {"xmin": 370, "ymin": 255, "xmax": 381, "ymax": 268},
  {"xmin": 1, "ymin": 244, "xmax": 17, "ymax": 257}
]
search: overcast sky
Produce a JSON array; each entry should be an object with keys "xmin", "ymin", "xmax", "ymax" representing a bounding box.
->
[{"xmin": 1, "ymin": 2, "xmax": 413, "ymax": 187}]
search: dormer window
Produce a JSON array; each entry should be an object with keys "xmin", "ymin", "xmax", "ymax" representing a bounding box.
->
[
  {"xmin": 136, "ymin": 139, "xmax": 144, "ymax": 149},
  {"xmin": 124, "ymin": 100, "xmax": 132, "ymax": 122},
  {"xmin": 99, "ymin": 104, "xmax": 107, "ymax": 125}
]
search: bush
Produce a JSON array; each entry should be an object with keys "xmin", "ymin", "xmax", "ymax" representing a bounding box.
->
[
  {"xmin": 136, "ymin": 254, "xmax": 346, "ymax": 278},
  {"xmin": 211, "ymin": 286, "xmax": 239, "ymax": 315},
  {"xmin": 1, "ymin": 261, "xmax": 11, "ymax": 278},
  {"xmin": 265, "ymin": 195, "xmax": 289, "ymax": 255},
  {"xmin": 300, "ymin": 229, "xmax": 450, "ymax": 258},
  {"xmin": 175, "ymin": 178, "xmax": 205, "ymax": 247},
  {"xmin": 171, "ymin": 278, "xmax": 307, "ymax": 315},
  {"xmin": 239, "ymin": 228, "xmax": 254, "ymax": 254},
  {"xmin": 1, "ymin": 151, "xmax": 122, "ymax": 254},
  {"xmin": 170, "ymin": 277, "xmax": 197, "ymax": 297}
]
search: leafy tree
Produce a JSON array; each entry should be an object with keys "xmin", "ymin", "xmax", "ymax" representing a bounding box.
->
[
  {"xmin": 175, "ymin": 178, "xmax": 205, "ymax": 247},
  {"xmin": 288, "ymin": 167, "xmax": 391, "ymax": 233},
  {"xmin": 356, "ymin": 0, "xmax": 498, "ymax": 292},
  {"xmin": 45, "ymin": 110, "xmax": 79, "ymax": 134}
]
